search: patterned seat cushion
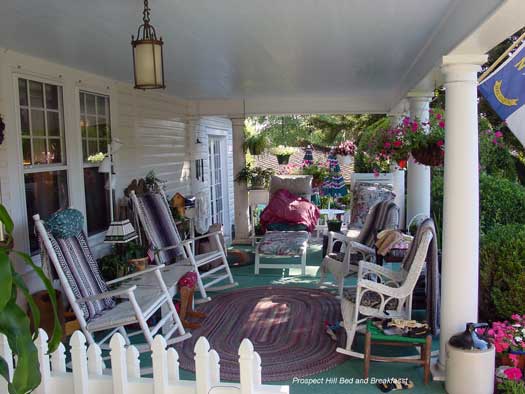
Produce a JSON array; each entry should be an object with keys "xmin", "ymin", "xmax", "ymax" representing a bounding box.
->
[
  {"xmin": 48, "ymin": 231, "xmax": 115, "ymax": 321},
  {"xmin": 343, "ymin": 287, "xmax": 399, "ymax": 310},
  {"xmin": 258, "ymin": 231, "xmax": 309, "ymax": 256},
  {"xmin": 350, "ymin": 183, "xmax": 395, "ymax": 228}
]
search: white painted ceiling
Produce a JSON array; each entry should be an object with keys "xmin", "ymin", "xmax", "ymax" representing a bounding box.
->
[{"xmin": 0, "ymin": 0, "xmax": 505, "ymax": 110}]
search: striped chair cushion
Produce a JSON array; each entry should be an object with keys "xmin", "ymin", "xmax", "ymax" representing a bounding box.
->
[
  {"xmin": 48, "ymin": 231, "xmax": 115, "ymax": 321},
  {"xmin": 136, "ymin": 193, "xmax": 185, "ymax": 264}
]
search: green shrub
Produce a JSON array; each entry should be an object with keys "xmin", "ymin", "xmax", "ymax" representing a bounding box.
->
[
  {"xmin": 479, "ymin": 117, "xmax": 518, "ymax": 181},
  {"xmin": 431, "ymin": 173, "xmax": 525, "ymax": 235},
  {"xmin": 498, "ymin": 379, "xmax": 525, "ymax": 394},
  {"xmin": 479, "ymin": 224, "xmax": 525, "ymax": 321}
]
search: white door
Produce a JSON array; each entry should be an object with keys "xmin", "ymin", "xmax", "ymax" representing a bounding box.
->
[{"xmin": 208, "ymin": 136, "xmax": 225, "ymax": 225}]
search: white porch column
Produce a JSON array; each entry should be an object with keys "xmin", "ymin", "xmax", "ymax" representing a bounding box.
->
[
  {"xmin": 231, "ymin": 117, "xmax": 250, "ymax": 243},
  {"xmin": 406, "ymin": 93, "xmax": 433, "ymax": 225},
  {"xmin": 436, "ymin": 55, "xmax": 486, "ymax": 375},
  {"xmin": 388, "ymin": 100, "xmax": 408, "ymax": 229}
]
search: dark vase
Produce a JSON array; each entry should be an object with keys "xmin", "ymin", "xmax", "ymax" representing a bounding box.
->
[
  {"xmin": 276, "ymin": 154, "xmax": 291, "ymax": 164},
  {"xmin": 327, "ymin": 221, "xmax": 342, "ymax": 232}
]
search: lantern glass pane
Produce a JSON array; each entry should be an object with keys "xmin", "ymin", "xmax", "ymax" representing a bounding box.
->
[{"xmin": 134, "ymin": 41, "xmax": 163, "ymax": 88}]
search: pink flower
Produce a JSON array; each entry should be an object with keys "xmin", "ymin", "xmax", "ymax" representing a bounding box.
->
[
  {"xmin": 512, "ymin": 314, "xmax": 521, "ymax": 321},
  {"xmin": 393, "ymin": 141, "xmax": 402, "ymax": 148},
  {"xmin": 436, "ymin": 113, "xmax": 442, "ymax": 120},
  {"xmin": 436, "ymin": 140, "xmax": 444, "ymax": 148},
  {"xmin": 384, "ymin": 142, "xmax": 392, "ymax": 149},
  {"xmin": 509, "ymin": 354, "xmax": 520, "ymax": 367},
  {"xmin": 438, "ymin": 121, "xmax": 445, "ymax": 129},
  {"xmin": 402, "ymin": 117, "xmax": 411, "ymax": 126},
  {"xmin": 411, "ymin": 122, "xmax": 419, "ymax": 132},
  {"xmin": 504, "ymin": 367, "xmax": 523, "ymax": 381},
  {"xmin": 373, "ymin": 169, "xmax": 380, "ymax": 178},
  {"xmin": 495, "ymin": 131, "xmax": 503, "ymax": 138}
]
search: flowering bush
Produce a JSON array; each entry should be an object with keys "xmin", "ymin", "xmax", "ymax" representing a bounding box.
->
[
  {"xmin": 487, "ymin": 315, "xmax": 525, "ymax": 358},
  {"xmin": 279, "ymin": 160, "xmax": 330, "ymax": 186},
  {"xmin": 334, "ymin": 140, "xmax": 356, "ymax": 156},
  {"xmin": 269, "ymin": 145, "xmax": 296, "ymax": 156}
]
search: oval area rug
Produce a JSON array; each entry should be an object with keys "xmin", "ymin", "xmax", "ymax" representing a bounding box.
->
[{"xmin": 175, "ymin": 286, "xmax": 347, "ymax": 382}]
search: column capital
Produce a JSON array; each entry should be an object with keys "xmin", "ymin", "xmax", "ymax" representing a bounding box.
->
[
  {"xmin": 441, "ymin": 54, "xmax": 488, "ymax": 83},
  {"xmin": 230, "ymin": 117, "xmax": 246, "ymax": 127}
]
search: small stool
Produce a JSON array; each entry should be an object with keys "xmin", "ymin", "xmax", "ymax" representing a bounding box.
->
[{"xmin": 363, "ymin": 320, "xmax": 432, "ymax": 384}]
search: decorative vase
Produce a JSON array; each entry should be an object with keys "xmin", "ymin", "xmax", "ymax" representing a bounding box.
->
[
  {"xmin": 411, "ymin": 144, "xmax": 444, "ymax": 167},
  {"xmin": 337, "ymin": 154, "xmax": 352, "ymax": 165},
  {"xmin": 129, "ymin": 257, "xmax": 148, "ymax": 271},
  {"xmin": 276, "ymin": 154, "xmax": 291, "ymax": 165}
]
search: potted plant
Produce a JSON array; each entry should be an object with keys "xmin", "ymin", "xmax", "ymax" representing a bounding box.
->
[
  {"xmin": 327, "ymin": 219, "xmax": 342, "ymax": 232},
  {"xmin": 487, "ymin": 314, "xmax": 525, "ymax": 371},
  {"xmin": 243, "ymin": 132, "xmax": 268, "ymax": 155},
  {"xmin": 300, "ymin": 161, "xmax": 330, "ymax": 187},
  {"xmin": 270, "ymin": 145, "xmax": 296, "ymax": 164},
  {"xmin": 122, "ymin": 241, "xmax": 149, "ymax": 271},
  {"xmin": 235, "ymin": 163, "xmax": 274, "ymax": 189},
  {"xmin": 334, "ymin": 140, "xmax": 356, "ymax": 165},
  {"xmin": 98, "ymin": 253, "xmax": 129, "ymax": 281}
]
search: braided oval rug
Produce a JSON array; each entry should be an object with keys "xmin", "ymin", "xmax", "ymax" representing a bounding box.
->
[{"xmin": 175, "ymin": 286, "xmax": 347, "ymax": 382}]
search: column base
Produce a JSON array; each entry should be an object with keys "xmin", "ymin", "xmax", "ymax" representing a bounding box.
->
[
  {"xmin": 232, "ymin": 238, "xmax": 252, "ymax": 245},
  {"xmin": 430, "ymin": 359, "xmax": 446, "ymax": 381}
]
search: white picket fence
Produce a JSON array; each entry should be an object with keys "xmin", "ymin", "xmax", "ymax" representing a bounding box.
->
[{"xmin": 0, "ymin": 329, "xmax": 289, "ymax": 394}]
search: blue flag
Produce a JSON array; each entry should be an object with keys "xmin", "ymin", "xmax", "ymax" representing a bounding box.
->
[{"xmin": 479, "ymin": 41, "xmax": 525, "ymax": 147}]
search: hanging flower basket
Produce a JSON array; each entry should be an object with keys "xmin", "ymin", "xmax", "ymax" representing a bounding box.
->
[{"xmin": 411, "ymin": 144, "xmax": 444, "ymax": 167}]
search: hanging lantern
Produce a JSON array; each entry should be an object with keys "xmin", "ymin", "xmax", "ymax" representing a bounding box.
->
[{"xmin": 131, "ymin": 0, "xmax": 165, "ymax": 89}]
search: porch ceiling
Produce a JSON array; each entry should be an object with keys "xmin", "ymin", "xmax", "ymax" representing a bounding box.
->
[{"xmin": 0, "ymin": 0, "xmax": 506, "ymax": 113}]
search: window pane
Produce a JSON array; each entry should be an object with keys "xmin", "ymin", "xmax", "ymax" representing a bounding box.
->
[
  {"xmin": 87, "ymin": 116, "xmax": 97, "ymax": 138},
  {"xmin": 47, "ymin": 111, "xmax": 60, "ymax": 136},
  {"xmin": 83, "ymin": 167, "xmax": 110, "ymax": 235},
  {"xmin": 25, "ymin": 170, "xmax": 69, "ymax": 252},
  {"xmin": 88, "ymin": 140, "xmax": 98, "ymax": 156},
  {"xmin": 22, "ymin": 138, "xmax": 32, "ymax": 166},
  {"xmin": 20, "ymin": 109, "xmax": 30, "ymax": 135},
  {"xmin": 31, "ymin": 110, "xmax": 45, "ymax": 136},
  {"xmin": 32, "ymin": 139, "xmax": 48, "ymax": 164},
  {"xmin": 86, "ymin": 94, "xmax": 96, "ymax": 114},
  {"xmin": 96, "ymin": 96, "xmax": 106, "ymax": 117},
  {"xmin": 98, "ymin": 120, "xmax": 107, "ymax": 139},
  {"xmin": 29, "ymin": 81, "xmax": 44, "ymax": 108},
  {"xmin": 82, "ymin": 140, "xmax": 88, "ymax": 161},
  {"xmin": 48, "ymin": 138, "xmax": 62, "ymax": 164},
  {"xmin": 81, "ymin": 115, "xmax": 87, "ymax": 137},
  {"xmin": 19, "ymin": 79, "xmax": 28, "ymax": 106},
  {"xmin": 45, "ymin": 85, "xmax": 59, "ymax": 110}
]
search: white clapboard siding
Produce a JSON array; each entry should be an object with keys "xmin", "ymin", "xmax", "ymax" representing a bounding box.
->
[{"xmin": 0, "ymin": 330, "xmax": 288, "ymax": 394}]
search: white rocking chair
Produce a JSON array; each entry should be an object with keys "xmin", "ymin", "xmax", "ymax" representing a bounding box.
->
[
  {"xmin": 319, "ymin": 199, "xmax": 399, "ymax": 297},
  {"xmin": 130, "ymin": 189, "xmax": 238, "ymax": 303},
  {"xmin": 336, "ymin": 226, "xmax": 433, "ymax": 358},
  {"xmin": 34, "ymin": 213, "xmax": 191, "ymax": 353}
]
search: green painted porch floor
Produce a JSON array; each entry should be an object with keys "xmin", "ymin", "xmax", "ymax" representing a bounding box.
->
[{"xmin": 164, "ymin": 243, "xmax": 446, "ymax": 394}]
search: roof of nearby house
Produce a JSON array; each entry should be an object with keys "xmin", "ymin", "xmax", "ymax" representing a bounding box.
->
[{"xmin": 254, "ymin": 147, "xmax": 353, "ymax": 183}]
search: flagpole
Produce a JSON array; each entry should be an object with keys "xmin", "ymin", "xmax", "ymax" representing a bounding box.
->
[{"xmin": 478, "ymin": 30, "xmax": 525, "ymax": 83}]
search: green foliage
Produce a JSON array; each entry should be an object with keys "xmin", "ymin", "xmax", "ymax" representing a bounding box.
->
[
  {"xmin": 354, "ymin": 116, "xmax": 392, "ymax": 173},
  {"xmin": 479, "ymin": 224, "xmax": 525, "ymax": 321},
  {"xmin": 298, "ymin": 162, "xmax": 330, "ymax": 185},
  {"xmin": 0, "ymin": 204, "xmax": 62, "ymax": 394},
  {"xmin": 98, "ymin": 253, "xmax": 129, "ymax": 282},
  {"xmin": 243, "ymin": 128, "xmax": 269, "ymax": 155},
  {"xmin": 432, "ymin": 173, "xmax": 525, "ymax": 235},
  {"xmin": 498, "ymin": 379, "xmax": 525, "ymax": 394},
  {"xmin": 478, "ymin": 116, "xmax": 518, "ymax": 181},
  {"xmin": 235, "ymin": 164, "xmax": 274, "ymax": 189}
]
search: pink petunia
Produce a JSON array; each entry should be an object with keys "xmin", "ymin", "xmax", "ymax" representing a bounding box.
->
[
  {"xmin": 402, "ymin": 117, "xmax": 411, "ymax": 126},
  {"xmin": 384, "ymin": 142, "xmax": 392, "ymax": 149},
  {"xmin": 495, "ymin": 131, "xmax": 503, "ymax": 138},
  {"xmin": 436, "ymin": 140, "xmax": 444, "ymax": 148},
  {"xmin": 393, "ymin": 141, "xmax": 402, "ymax": 148},
  {"xmin": 411, "ymin": 122, "xmax": 419, "ymax": 132},
  {"xmin": 504, "ymin": 367, "xmax": 523, "ymax": 381},
  {"xmin": 512, "ymin": 314, "xmax": 521, "ymax": 321},
  {"xmin": 436, "ymin": 113, "xmax": 443, "ymax": 120},
  {"xmin": 438, "ymin": 121, "xmax": 445, "ymax": 129}
]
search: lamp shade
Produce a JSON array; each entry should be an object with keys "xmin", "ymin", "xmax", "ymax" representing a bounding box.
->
[
  {"xmin": 104, "ymin": 219, "xmax": 138, "ymax": 243},
  {"xmin": 132, "ymin": 39, "xmax": 165, "ymax": 89},
  {"xmin": 98, "ymin": 156, "xmax": 111, "ymax": 173}
]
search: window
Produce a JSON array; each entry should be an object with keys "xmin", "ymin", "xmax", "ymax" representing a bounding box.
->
[
  {"xmin": 18, "ymin": 78, "xmax": 69, "ymax": 252},
  {"xmin": 80, "ymin": 91, "xmax": 111, "ymax": 235}
]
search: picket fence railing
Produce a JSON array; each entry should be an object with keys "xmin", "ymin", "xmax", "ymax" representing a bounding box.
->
[{"xmin": 0, "ymin": 329, "xmax": 289, "ymax": 394}]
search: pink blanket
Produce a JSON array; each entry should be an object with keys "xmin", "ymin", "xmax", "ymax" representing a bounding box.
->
[{"xmin": 260, "ymin": 189, "xmax": 320, "ymax": 232}]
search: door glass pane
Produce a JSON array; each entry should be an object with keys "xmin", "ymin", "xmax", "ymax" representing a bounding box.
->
[
  {"xmin": 25, "ymin": 170, "xmax": 69, "ymax": 253},
  {"xmin": 45, "ymin": 85, "xmax": 59, "ymax": 110},
  {"xmin": 22, "ymin": 138, "xmax": 32, "ymax": 166},
  {"xmin": 32, "ymin": 139, "xmax": 48, "ymax": 164},
  {"xmin": 47, "ymin": 111, "xmax": 60, "ymax": 136},
  {"xmin": 48, "ymin": 139, "xmax": 62, "ymax": 164},
  {"xmin": 84, "ymin": 167, "xmax": 110, "ymax": 235},
  {"xmin": 19, "ymin": 79, "xmax": 28, "ymax": 106},
  {"xmin": 29, "ymin": 81, "xmax": 44, "ymax": 108},
  {"xmin": 31, "ymin": 110, "xmax": 45, "ymax": 136},
  {"xmin": 86, "ymin": 94, "xmax": 96, "ymax": 114},
  {"xmin": 20, "ymin": 109, "xmax": 30, "ymax": 135}
]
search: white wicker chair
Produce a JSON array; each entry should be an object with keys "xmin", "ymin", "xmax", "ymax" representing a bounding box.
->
[
  {"xmin": 34, "ymin": 213, "xmax": 191, "ymax": 353},
  {"xmin": 336, "ymin": 229, "xmax": 433, "ymax": 358},
  {"xmin": 319, "ymin": 200, "xmax": 399, "ymax": 297}
]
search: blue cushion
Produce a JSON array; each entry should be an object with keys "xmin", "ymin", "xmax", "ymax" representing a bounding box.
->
[{"xmin": 45, "ymin": 209, "xmax": 84, "ymax": 239}]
